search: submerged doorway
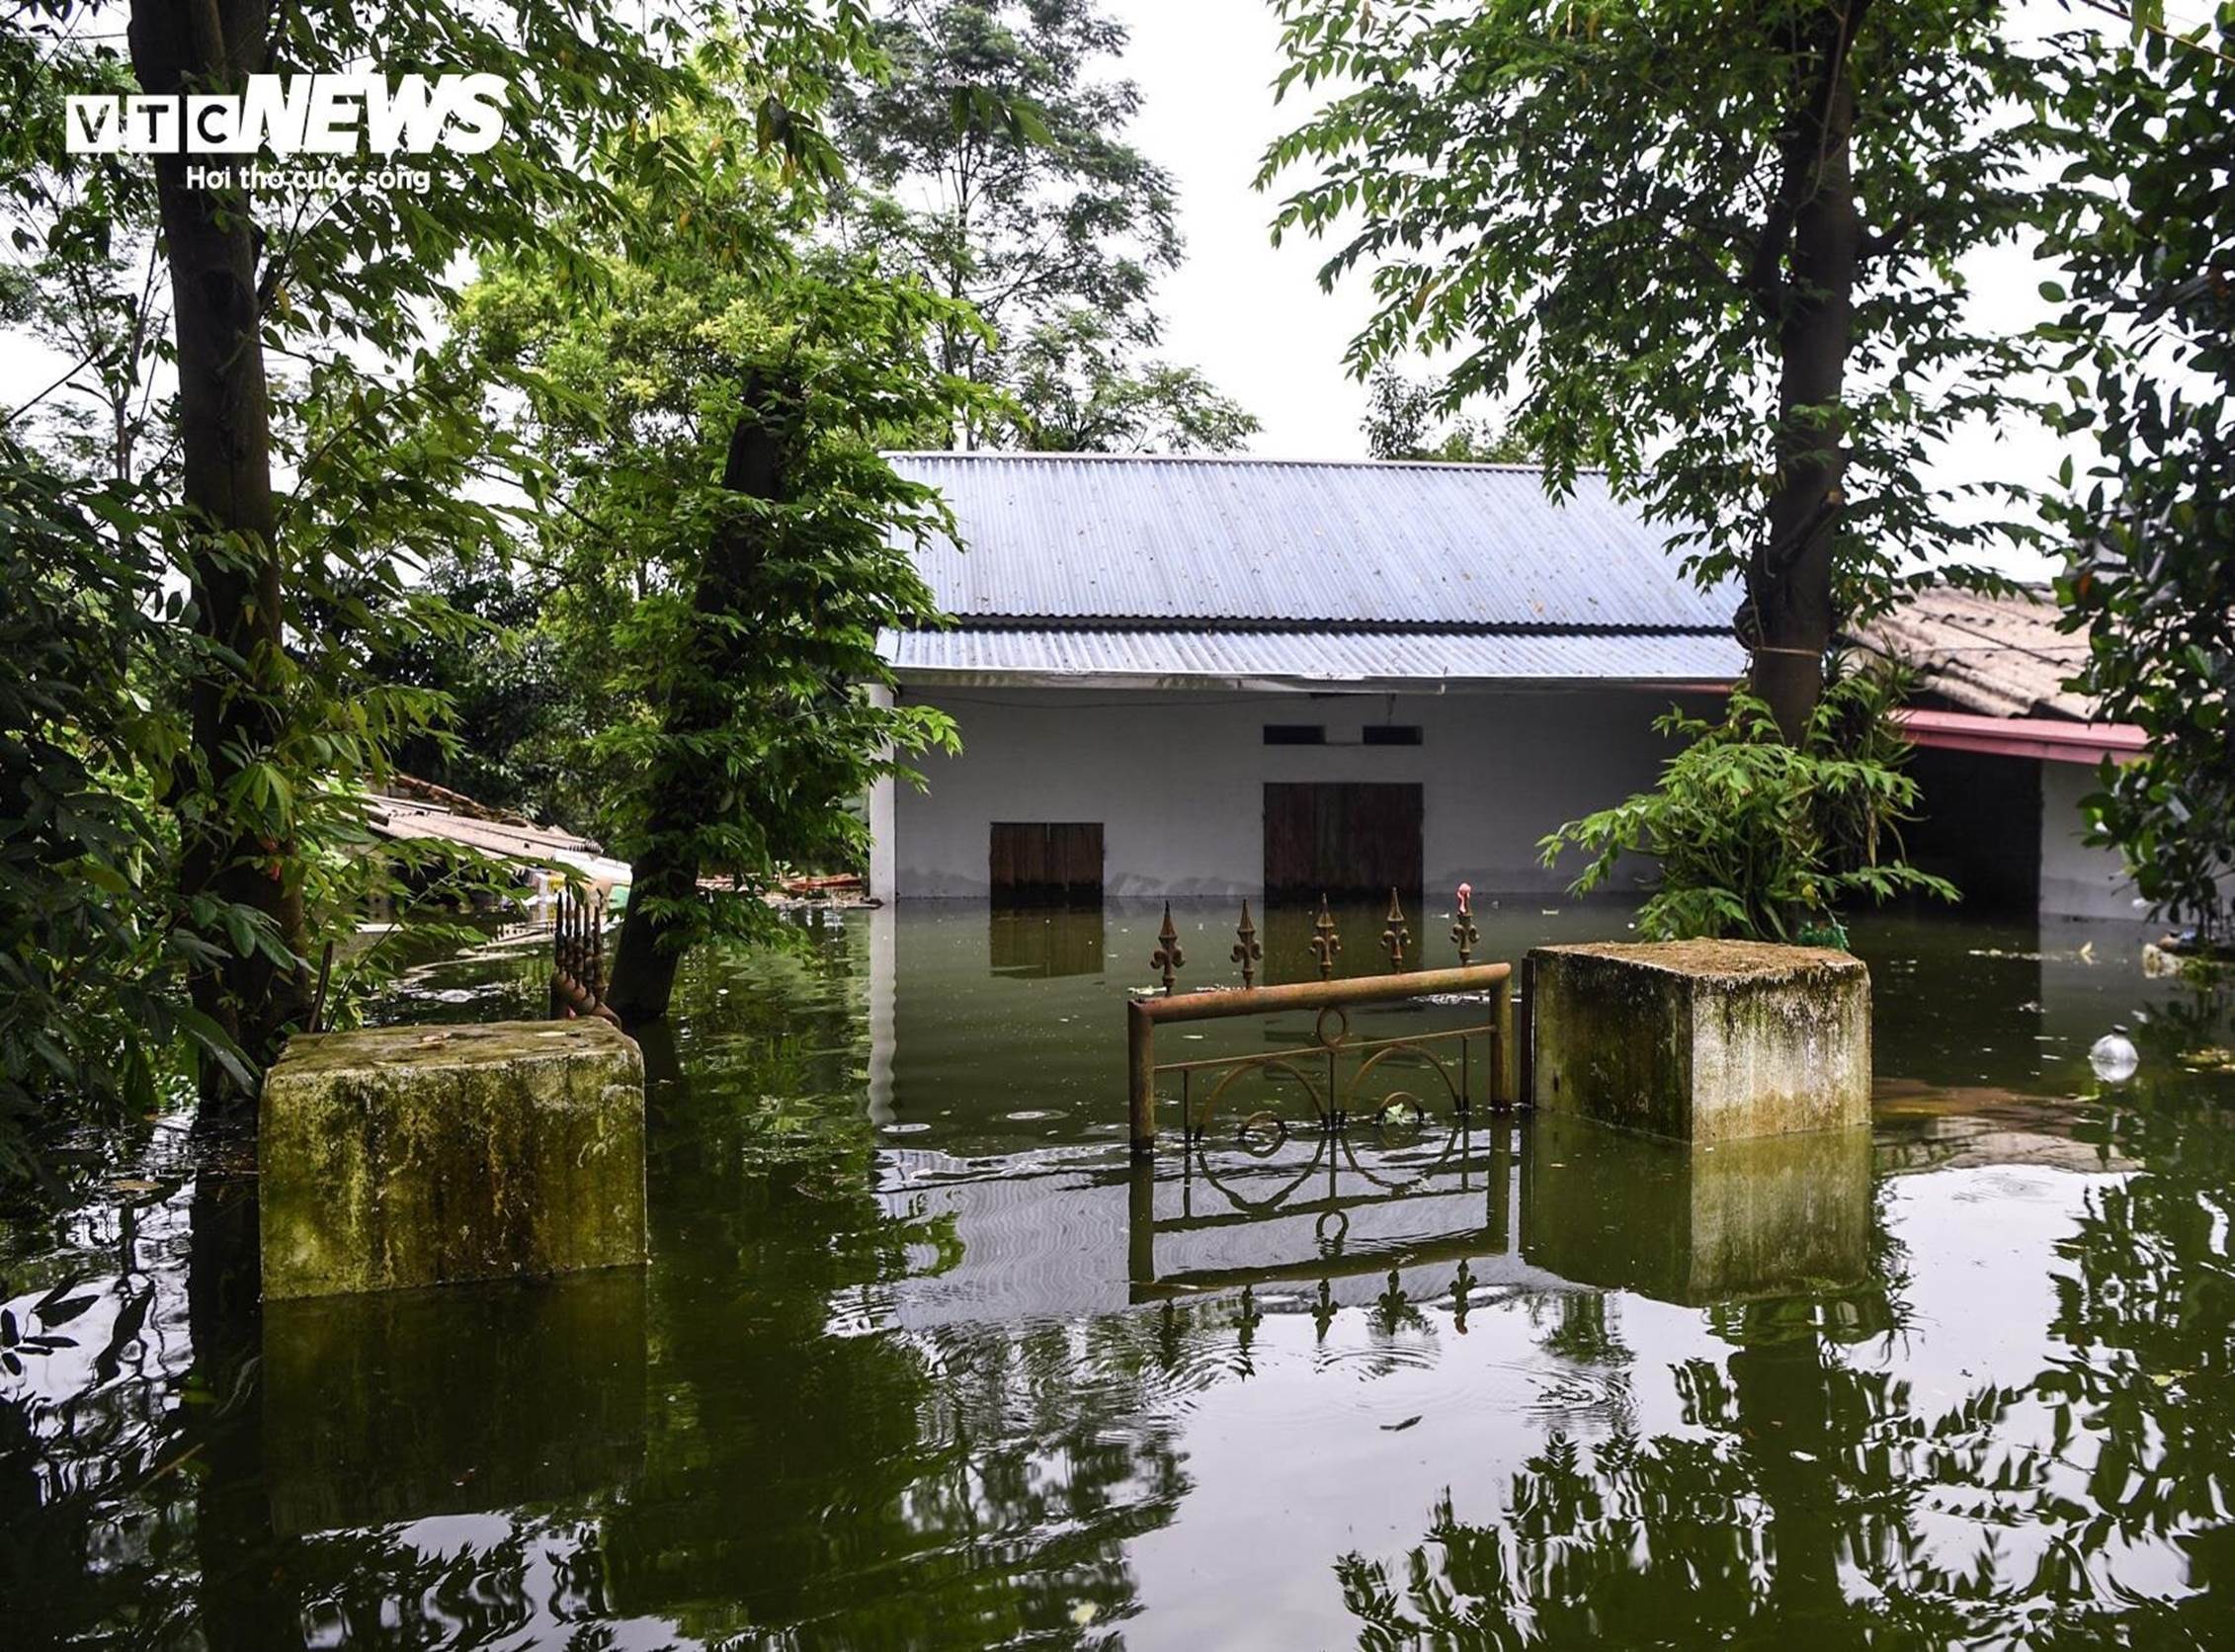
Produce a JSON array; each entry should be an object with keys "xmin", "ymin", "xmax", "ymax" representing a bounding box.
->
[
  {"xmin": 988, "ymin": 821, "xmax": 1105, "ymax": 906},
  {"xmin": 1263, "ymin": 783, "xmax": 1423, "ymax": 902}
]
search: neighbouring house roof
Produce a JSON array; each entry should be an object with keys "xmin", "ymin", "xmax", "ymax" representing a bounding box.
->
[
  {"xmin": 878, "ymin": 453, "xmax": 1741, "ymax": 691},
  {"xmin": 1856, "ymin": 587, "xmax": 2095, "ymax": 720},
  {"xmin": 1855, "ymin": 588, "xmax": 2149, "ymax": 766},
  {"xmin": 383, "ymin": 771, "xmax": 537, "ymax": 826},
  {"xmin": 1892, "ymin": 707, "xmax": 2146, "ymax": 765}
]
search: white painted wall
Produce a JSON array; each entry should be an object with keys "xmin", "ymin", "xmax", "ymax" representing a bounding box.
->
[
  {"xmin": 866, "ymin": 685, "xmax": 897, "ymax": 903},
  {"xmin": 883, "ymin": 684, "xmax": 1704, "ymax": 899},
  {"xmin": 2038, "ymin": 760, "xmax": 2141, "ymax": 922}
]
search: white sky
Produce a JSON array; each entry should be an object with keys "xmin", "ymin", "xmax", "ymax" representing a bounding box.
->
[{"xmin": 1115, "ymin": 0, "xmax": 1377, "ymax": 460}]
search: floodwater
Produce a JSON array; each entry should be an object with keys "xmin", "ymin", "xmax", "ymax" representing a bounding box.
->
[{"xmin": 5, "ymin": 900, "xmax": 2234, "ymax": 1648}]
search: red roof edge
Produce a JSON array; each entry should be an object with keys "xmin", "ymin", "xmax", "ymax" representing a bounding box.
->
[{"xmin": 1895, "ymin": 707, "xmax": 2146, "ymax": 765}]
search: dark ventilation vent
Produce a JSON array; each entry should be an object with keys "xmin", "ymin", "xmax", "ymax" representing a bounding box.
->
[
  {"xmin": 1263, "ymin": 724, "xmax": 1327, "ymax": 746},
  {"xmin": 1363, "ymin": 725, "xmax": 1424, "ymax": 747}
]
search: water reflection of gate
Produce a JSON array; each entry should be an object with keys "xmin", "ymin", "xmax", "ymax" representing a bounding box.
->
[
  {"xmin": 1125, "ymin": 1114, "xmax": 1875, "ymax": 1308},
  {"xmin": 1126, "ymin": 1115, "xmax": 1516, "ymax": 1299}
]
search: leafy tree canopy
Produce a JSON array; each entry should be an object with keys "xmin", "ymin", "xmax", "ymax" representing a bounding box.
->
[
  {"xmin": 1262, "ymin": 0, "xmax": 2072, "ymax": 934},
  {"xmin": 2047, "ymin": 5, "xmax": 2235, "ymax": 945},
  {"xmin": 335, "ymin": 548, "xmax": 574, "ymax": 825},
  {"xmin": 0, "ymin": 0, "xmax": 905, "ymax": 1171},
  {"xmin": 1361, "ymin": 367, "xmax": 1531, "ymax": 464},
  {"xmin": 830, "ymin": 0, "xmax": 1255, "ymax": 450},
  {"xmin": 1003, "ymin": 307, "xmax": 1259, "ymax": 453},
  {"xmin": 459, "ymin": 90, "xmax": 981, "ymax": 1022}
]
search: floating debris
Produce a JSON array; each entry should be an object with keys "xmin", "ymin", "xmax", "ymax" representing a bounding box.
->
[
  {"xmin": 1968, "ymin": 944, "xmax": 2098, "ymax": 964},
  {"xmin": 2089, "ymin": 1027, "xmax": 2140, "ymax": 1084}
]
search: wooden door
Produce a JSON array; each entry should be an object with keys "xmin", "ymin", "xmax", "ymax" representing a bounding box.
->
[
  {"xmin": 989, "ymin": 822, "xmax": 1104, "ymax": 906},
  {"xmin": 1263, "ymin": 784, "xmax": 1423, "ymax": 901}
]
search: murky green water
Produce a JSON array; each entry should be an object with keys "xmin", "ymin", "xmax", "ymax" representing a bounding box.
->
[{"xmin": 5, "ymin": 901, "xmax": 2234, "ymax": 1647}]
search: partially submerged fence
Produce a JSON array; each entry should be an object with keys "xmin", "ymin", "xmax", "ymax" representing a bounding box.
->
[
  {"xmin": 1127, "ymin": 889, "xmax": 1515, "ymax": 1154},
  {"xmin": 549, "ymin": 883, "xmax": 620, "ymax": 1027}
]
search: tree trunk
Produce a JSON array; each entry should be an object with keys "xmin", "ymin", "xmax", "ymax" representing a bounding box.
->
[
  {"xmin": 1728, "ymin": 1316, "xmax": 1848, "ymax": 1632},
  {"xmin": 130, "ymin": 0, "xmax": 307, "ymax": 1113},
  {"xmin": 1751, "ymin": 2, "xmax": 1868, "ymax": 744},
  {"xmin": 604, "ymin": 377, "xmax": 789, "ymax": 1027},
  {"xmin": 183, "ymin": 1133, "xmax": 295, "ymax": 1648}
]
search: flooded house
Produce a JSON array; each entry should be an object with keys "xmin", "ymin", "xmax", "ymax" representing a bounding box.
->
[{"xmin": 868, "ymin": 453, "xmax": 1745, "ymax": 904}]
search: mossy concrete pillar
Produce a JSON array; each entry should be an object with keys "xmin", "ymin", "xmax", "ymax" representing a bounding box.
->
[
  {"xmin": 260, "ymin": 1020, "xmax": 647, "ymax": 1299},
  {"xmin": 1527, "ymin": 940, "xmax": 1869, "ymax": 1142}
]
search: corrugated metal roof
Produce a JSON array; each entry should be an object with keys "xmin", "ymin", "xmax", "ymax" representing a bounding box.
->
[
  {"xmin": 879, "ymin": 626, "xmax": 1745, "ymax": 689},
  {"xmin": 1855, "ymin": 588, "xmax": 2095, "ymax": 720},
  {"xmin": 886, "ymin": 452, "xmax": 1735, "ymax": 629}
]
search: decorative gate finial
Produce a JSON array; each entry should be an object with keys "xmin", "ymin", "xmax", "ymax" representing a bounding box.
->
[
  {"xmin": 1450, "ymin": 881, "xmax": 1479, "ymax": 967},
  {"xmin": 1151, "ymin": 901, "xmax": 1186, "ymax": 995},
  {"xmin": 1309, "ymin": 894, "xmax": 1341, "ymax": 980},
  {"xmin": 1231, "ymin": 898, "xmax": 1263, "ymax": 989},
  {"xmin": 1382, "ymin": 887, "xmax": 1411, "ymax": 971}
]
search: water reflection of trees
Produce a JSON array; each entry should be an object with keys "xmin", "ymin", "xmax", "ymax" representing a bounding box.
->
[
  {"xmin": 573, "ymin": 938, "xmax": 1200, "ymax": 1647},
  {"xmin": 2, "ymin": 926, "xmax": 1203, "ymax": 1648},
  {"xmin": 0, "ymin": 1153, "xmax": 220, "ymax": 1646},
  {"xmin": 1342, "ymin": 1062, "xmax": 2235, "ymax": 1649},
  {"xmin": 2035, "ymin": 1075, "xmax": 2235, "ymax": 1641},
  {"xmin": 1342, "ymin": 1306, "xmax": 2013, "ymax": 1646}
]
